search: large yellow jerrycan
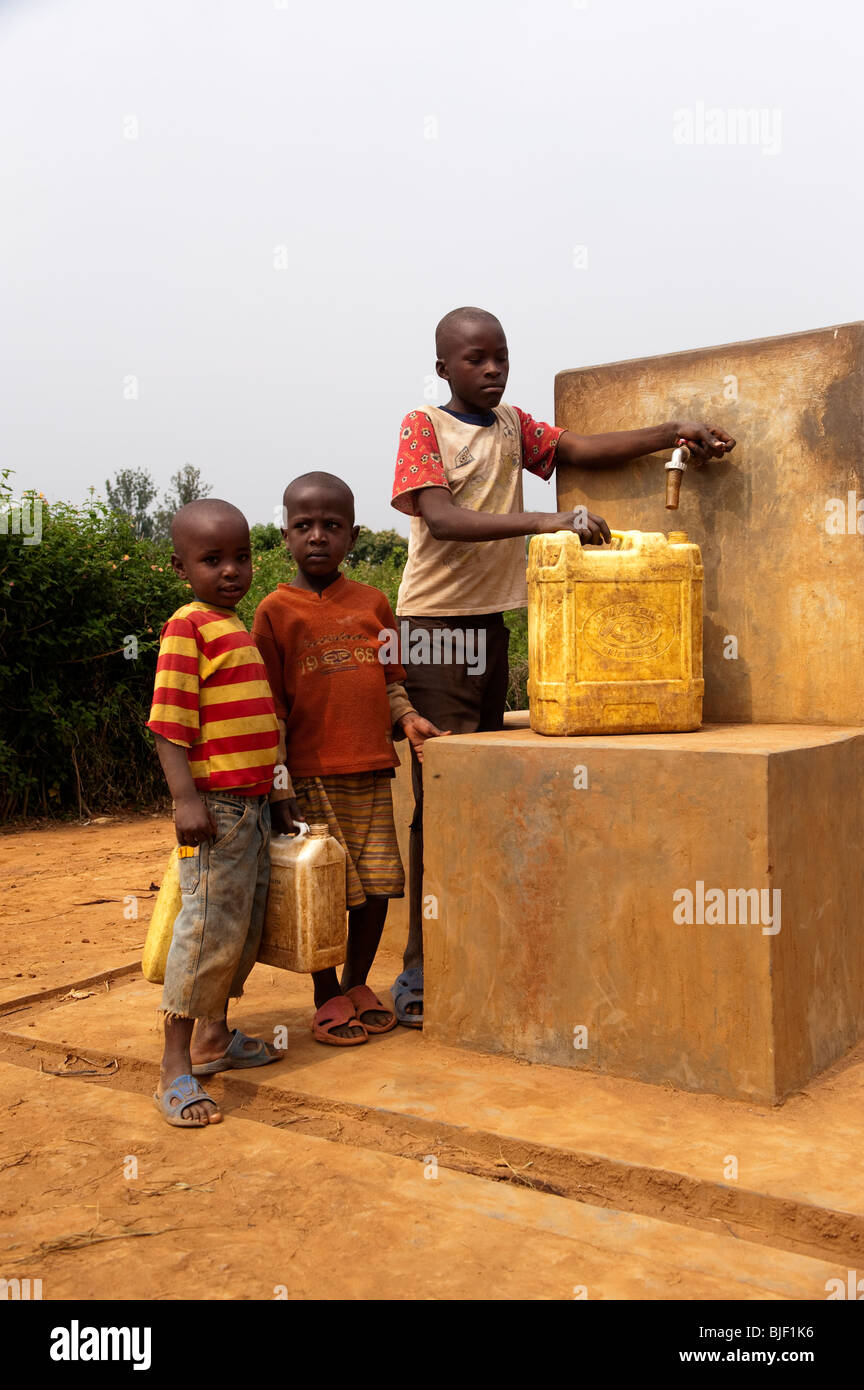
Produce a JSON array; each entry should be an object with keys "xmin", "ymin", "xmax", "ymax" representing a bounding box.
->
[
  {"xmin": 258, "ymin": 823, "xmax": 347, "ymax": 973},
  {"xmin": 527, "ymin": 529, "xmax": 704, "ymax": 736},
  {"xmin": 141, "ymin": 846, "xmax": 183, "ymax": 984}
]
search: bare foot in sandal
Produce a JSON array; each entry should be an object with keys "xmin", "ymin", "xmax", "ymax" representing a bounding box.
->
[
  {"xmin": 312, "ymin": 995, "xmax": 368, "ymax": 1046},
  {"xmin": 155, "ymin": 1072, "xmax": 222, "ymax": 1126},
  {"xmin": 343, "ymin": 983, "xmax": 397, "ymax": 1034},
  {"xmin": 160, "ymin": 1017, "xmax": 222, "ymax": 1124},
  {"xmin": 312, "ymin": 967, "xmax": 366, "ymax": 1042},
  {"xmin": 191, "ymin": 1020, "xmax": 280, "ymax": 1072}
]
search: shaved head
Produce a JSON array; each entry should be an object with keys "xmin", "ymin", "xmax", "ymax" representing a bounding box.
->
[
  {"xmin": 171, "ymin": 498, "xmax": 248, "ymax": 554},
  {"xmin": 435, "ymin": 306, "xmax": 504, "ymax": 358},
  {"xmin": 282, "ymin": 471, "xmax": 355, "ymax": 523},
  {"xmin": 169, "ymin": 498, "xmax": 252, "ymax": 609}
]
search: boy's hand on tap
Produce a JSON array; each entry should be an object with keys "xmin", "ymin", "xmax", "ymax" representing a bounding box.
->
[{"xmin": 670, "ymin": 422, "xmax": 736, "ymax": 466}]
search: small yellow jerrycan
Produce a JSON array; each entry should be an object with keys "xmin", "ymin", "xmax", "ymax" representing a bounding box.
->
[
  {"xmin": 141, "ymin": 846, "xmax": 184, "ymax": 984},
  {"xmin": 527, "ymin": 529, "xmax": 704, "ymax": 736},
  {"xmin": 258, "ymin": 823, "xmax": 347, "ymax": 973}
]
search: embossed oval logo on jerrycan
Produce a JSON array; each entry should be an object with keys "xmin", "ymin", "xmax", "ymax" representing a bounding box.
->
[{"xmin": 526, "ymin": 529, "xmax": 704, "ymax": 735}]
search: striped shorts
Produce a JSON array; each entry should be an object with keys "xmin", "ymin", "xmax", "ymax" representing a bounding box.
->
[{"xmin": 292, "ymin": 770, "xmax": 405, "ymax": 909}]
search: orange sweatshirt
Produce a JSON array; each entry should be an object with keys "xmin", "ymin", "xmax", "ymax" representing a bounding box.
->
[{"xmin": 252, "ymin": 576, "xmax": 406, "ymax": 777}]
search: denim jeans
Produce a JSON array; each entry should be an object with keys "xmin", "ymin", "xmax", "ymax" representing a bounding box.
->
[{"xmin": 161, "ymin": 792, "xmax": 271, "ymax": 1020}]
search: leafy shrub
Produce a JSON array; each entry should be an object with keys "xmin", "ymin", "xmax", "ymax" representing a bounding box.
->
[
  {"xmin": 0, "ymin": 487, "xmax": 186, "ymax": 820},
  {"xmin": 503, "ymin": 607, "xmax": 529, "ymax": 711},
  {"xmin": 238, "ymin": 543, "xmax": 293, "ymax": 625},
  {"xmin": 345, "ymin": 526, "xmax": 408, "ymax": 570},
  {"xmin": 248, "ymin": 522, "xmax": 283, "ymax": 552},
  {"xmin": 0, "ymin": 478, "xmax": 527, "ymax": 822}
]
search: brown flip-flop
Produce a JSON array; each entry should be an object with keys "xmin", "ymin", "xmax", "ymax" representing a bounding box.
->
[
  {"xmin": 344, "ymin": 984, "xmax": 398, "ymax": 1035},
  {"xmin": 311, "ymin": 995, "xmax": 368, "ymax": 1047}
]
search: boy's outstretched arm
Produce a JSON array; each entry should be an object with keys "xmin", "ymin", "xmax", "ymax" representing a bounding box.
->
[
  {"xmin": 416, "ymin": 487, "xmax": 611, "ymax": 545},
  {"xmin": 154, "ymin": 733, "xmax": 217, "ymax": 846},
  {"xmin": 557, "ymin": 420, "xmax": 736, "ymax": 469}
]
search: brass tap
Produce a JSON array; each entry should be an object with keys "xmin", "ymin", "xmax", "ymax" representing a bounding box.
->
[{"xmin": 665, "ymin": 445, "xmax": 690, "ymax": 509}]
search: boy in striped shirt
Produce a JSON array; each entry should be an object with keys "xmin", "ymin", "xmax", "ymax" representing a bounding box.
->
[{"xmin": 147, "ymin": 499, "xmax": 281, "ymax": 1127}]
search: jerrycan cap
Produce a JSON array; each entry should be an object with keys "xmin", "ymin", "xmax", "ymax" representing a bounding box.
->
[{"xmin": 308, "ymin": 822, "xmax": 331, "ymax": 837}]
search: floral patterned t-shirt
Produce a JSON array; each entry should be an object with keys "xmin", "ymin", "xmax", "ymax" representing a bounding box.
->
[{"xmin": 390, "ymin": 404, "xmax": 563, "ymax": 616}]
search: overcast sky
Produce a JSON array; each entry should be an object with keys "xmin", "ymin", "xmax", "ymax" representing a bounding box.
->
[{"xmin": 2, "ymin": 0, "xmax": 862, "ymax": 532}]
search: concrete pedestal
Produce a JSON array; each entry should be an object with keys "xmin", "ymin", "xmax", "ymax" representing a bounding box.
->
[
  {"xmin": 381, "ymin": 713, "xmax": 532, "ymax": 959},
  {"xmin": 421, "ymin": 721, "xmax": 864, "ymax": 1104},
  {"xmin": 379, "ymin": 743, "xmax": 411, "ymax": 958}
]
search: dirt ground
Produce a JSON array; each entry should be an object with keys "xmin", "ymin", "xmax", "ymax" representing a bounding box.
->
[
  {"xmin": 0, "ymin": 816, "xmax": 859, "ymax": 1301},
  {"xmin": 0, "ymin": 814, "xmax": 175, "ymax": 1003}
]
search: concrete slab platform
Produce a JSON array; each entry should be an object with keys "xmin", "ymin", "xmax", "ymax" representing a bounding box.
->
[{"xmin": 4, "ymin": 951, "xmax": 863, "ymax": 1265}]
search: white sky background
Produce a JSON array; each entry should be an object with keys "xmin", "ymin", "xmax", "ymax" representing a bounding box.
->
[{"xmin": 2, "ymin": 0, "xmax": 862, "ymax": 532}]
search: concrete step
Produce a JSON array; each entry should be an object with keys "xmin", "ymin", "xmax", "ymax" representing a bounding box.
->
[
  {"xmin": 3, "ymin": 947, "xmax": 863, "ymax": 1269},
  {"xmin": 0, "ymin": 1059, "xmax": 848, "ymax": 1302}
]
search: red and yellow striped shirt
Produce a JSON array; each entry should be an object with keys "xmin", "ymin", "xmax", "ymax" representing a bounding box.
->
[{"xmin": 147, "ymin": 602, "xmax": 279, "ymax": 795}]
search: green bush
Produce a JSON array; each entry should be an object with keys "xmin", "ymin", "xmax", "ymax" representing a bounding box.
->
[
  {"xmin": 0, "ymin": 487, "xmax": 187, "ymax": 820},
  {"xmin": 0, "ymin": 483, "xmax": 527, "ymax": 823},
  {"xmin": 503, "ymin": 607, "xmax": 528, "ymax": 711},
  {"xmin": 238, "ymin": 542, "xmax": 293, "ymax": 623},
  {"xmin": 248, "ymin": 521, "xmax": 283, "ymax": 553},
  {"xmin": 345, "ymin": 526, "xmax": 408, "ymax": 570}
]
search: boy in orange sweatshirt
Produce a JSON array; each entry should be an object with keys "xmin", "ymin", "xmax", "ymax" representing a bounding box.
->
[{"xmin": 253, "ymin": 472, "xmax": 443, "ymax": 1043}]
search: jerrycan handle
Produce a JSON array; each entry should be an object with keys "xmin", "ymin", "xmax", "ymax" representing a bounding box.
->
[{"xmin": 273, "ymin": 821, "xmax": 311, "ymax": 840}]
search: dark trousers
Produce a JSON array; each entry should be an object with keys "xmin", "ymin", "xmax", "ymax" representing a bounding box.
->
[{"xmin": 400, "ymin": 613, "xmax": 511, "ymax": 971}]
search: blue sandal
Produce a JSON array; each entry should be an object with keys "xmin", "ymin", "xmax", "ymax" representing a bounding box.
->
[
  {"xmin": 154, "ymin": 1074, "xmax": 221, "ymax": 1127},
  {"xmin": 191, "ymin": 1029, "xmax": 280, "ymax": 1075},
  {"xmin": 392, "ymin": 968, "xmax": 424, "ymax": 1028}
]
